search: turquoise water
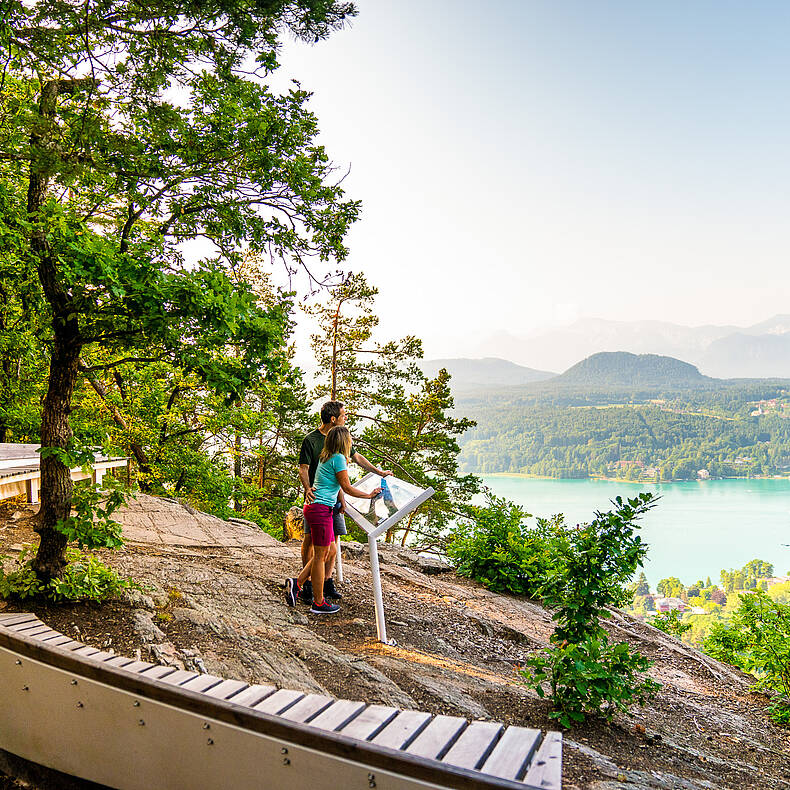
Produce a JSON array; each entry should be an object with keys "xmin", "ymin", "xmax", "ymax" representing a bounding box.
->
[{"xmin": 481, "ymin": 476, "xmax": 790, "ymax": 587}]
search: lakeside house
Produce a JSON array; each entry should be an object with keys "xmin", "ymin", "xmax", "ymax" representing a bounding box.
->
[{"xmin": 654, "ymin": 596, "xmax": 691, "ymax": 613}]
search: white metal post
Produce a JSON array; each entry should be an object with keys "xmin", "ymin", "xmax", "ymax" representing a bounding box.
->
[
  {"xmin": 335, "ymin": 536, "xmax": 344, "ymax": 583},
  {"xmin": 367, "ymin": 535, "xmax": 387, "ymax": 644}
]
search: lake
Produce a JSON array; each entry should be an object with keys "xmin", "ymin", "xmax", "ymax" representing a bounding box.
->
[{"xmin": 481, "ymin": 476, "xmax": 790, "ymax": 587}]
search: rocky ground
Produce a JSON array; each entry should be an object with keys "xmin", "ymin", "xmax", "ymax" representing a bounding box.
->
[{"xmin": 1, "ymin": 494, "xmax": 789, "ymax": 790}]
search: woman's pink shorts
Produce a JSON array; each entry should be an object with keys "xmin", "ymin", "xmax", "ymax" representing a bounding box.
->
[{"xmin": 303, "ymin": 503, "xmax": 335, "ymax": 547}]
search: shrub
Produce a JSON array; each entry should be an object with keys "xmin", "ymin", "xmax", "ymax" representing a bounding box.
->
[
  {"xmin": 446, "ymin": 491, "xmax": 562, "ymax": 597},
  {"xmin": 521, "ymin": 493, "xmax": 660, "ymax": 727},
  {"xmin": 526, "ymin": 635, "xmax": 658, "ymax": 728},
  {"xmin": 650, "ymin": 609, "xmax": 692, "ymax": 638},
  {"xmin": 0, "ymin": 546, "xmax": 136, "ymax": 603},
  {"xmin": 703, "ymin": 590, "xmax": 790, "ymax": 725}
]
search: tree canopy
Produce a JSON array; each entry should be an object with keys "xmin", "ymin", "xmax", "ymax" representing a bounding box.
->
[{"xmin": 2, "ymin": 0, "xmax": 359, "ymax": 576}]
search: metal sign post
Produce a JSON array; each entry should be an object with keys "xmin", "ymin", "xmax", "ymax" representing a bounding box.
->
[{"xmin": 344, "ymin": 474, "xmax": 434, "ymax": 645}]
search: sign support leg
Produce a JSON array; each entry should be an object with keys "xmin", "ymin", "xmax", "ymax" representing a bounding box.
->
[{"xmin": 368, "ymin": 536, "xmax": 388, "ymax": 644}]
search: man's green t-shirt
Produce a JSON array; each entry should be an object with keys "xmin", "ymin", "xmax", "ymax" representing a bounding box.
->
[{"xmin": 299, "ymin": 428, "xmax": 353, "ymax": 486}]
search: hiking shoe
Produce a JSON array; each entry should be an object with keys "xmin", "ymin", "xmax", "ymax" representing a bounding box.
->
[
  {"xmin": 285, "ymin": 577, "xmax": 298, "ymax": 607},
  {"xmin": 299, "ymin": 579, "xmax": 313, "ymax": 604},
  {"xmin": 324, "ymin": 577, "xmax": 342, "ymax": 600},
  {"xmin": 310, "ymin": 599, "xmax": 340, "ymax": 615}
]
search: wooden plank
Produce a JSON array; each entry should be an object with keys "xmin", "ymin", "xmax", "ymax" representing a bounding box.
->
[
  {"xmin": 49, "ymin": 639, "xmax": 85, "ymax": 651},
  {"xmin": 0, "ymin": 614, "xmax": 41, "ymax": 628},
  {"xmin": 522, "ymin": 732, "xmax": 562, "ymax": 789},
  {"xmin": 157, "ymin": 669, "xmax": 199, "ymax": 686},
  {"xmin": 25, "ymin": 628, "xmax": 63, "ymax": 641},
  {"xmin": 309, "ymin": 700, "xmax": 366, "ymax": 732},
  {"xmin": 100, "ymin": 655, "xmax": 135, "ymax": 667},
  {"xmin": 226, "ymin": 684, "xmax": 276, "ymax": 709},
  {"xmin": 406, "ymin": 715, "xmax": 468, "ymax": 760},
  {"xmin": 442, "ymin": 721, "xmax": 504, "ymax": 771},
  {"xmin": 279, "ymin": 694, "xmax": 334, "ymax": 723},
  {"xmin": 5, "ymin": 620, "xmax": 46, "ymax": 633},
  {"xmin": 480, "ymin": 726, "xmax": 541, "ymax": 781},
  {"xmin": 118, "ymin": 660, "xmax": 156, "ymax": 674},
  {"xmin": 81, "ymin": 650, "xmax": 116, "ymax": 662},
  {"xmin": 139, "ymin": 665, "xmax": 178, "ymax": 680},
  {"xmin": 178, "ymin": 674, "xmax": 225, "ymax": 693},
  {"xmin": 371, "ymin": 710, "xmax": 432, "ymax": 750},
  {"xmin": 251, "ymin": 688, "xmax": 304, "ymax": 715},
  {"xmin": 339, "ymin": 705, "xmax": 399, "ymax": 741},
  {"xmin": 72, "ymin": 646, "xmax": 102, "ymax": 658},
  {"xmin": 37, "ymin": 635, "xmax": 74, "ymax": 647},
  {"xmin": 202, "ymin": 679, "xmax": 249, "ymax": 700}
]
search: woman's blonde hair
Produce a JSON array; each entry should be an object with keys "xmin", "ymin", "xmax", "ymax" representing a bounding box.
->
[{"xmin": 320, "ymin": 426, "xmax": 352, "ymax": 463}]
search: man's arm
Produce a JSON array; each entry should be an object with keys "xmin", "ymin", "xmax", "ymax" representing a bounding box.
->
[
  {"xmin": 351, "ymin": 450, "xmax": 392, "ymax": 478},
  {"xmin": 298, "ymin": 464, "xmax": 315, "ymax": 503}
]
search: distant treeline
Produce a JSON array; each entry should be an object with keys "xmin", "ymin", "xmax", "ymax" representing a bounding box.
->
[{"xmin": 457, "ymin": 382, "xmax": 790, "ymax": 480}]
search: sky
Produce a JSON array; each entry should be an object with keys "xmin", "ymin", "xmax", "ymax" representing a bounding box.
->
[{"xmin": 271, "ymin": 1, "xmax": 790, "ymax": 359}]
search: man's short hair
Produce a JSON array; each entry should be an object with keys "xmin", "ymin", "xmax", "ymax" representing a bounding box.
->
[{"xmin": 320, "ymin": 400, "xmax": 344, "ymax": 425}]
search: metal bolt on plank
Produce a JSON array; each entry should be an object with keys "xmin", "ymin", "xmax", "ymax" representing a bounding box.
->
[
  {"xmin": 133, "ymin": 701, "xmax": 140, "ymax": 707},
  {"xmin": 207, "ymin": 739, "xmax": 214, "ymax": 746},
  {"xmin": 76, "ymin": 702, "xmax": 83, "ymax": 708},
  {"xmin": 71, "ymin": 679, "xmax": 78, "ymax": 685},
  {"xmin": 138, "ymin": 719, "xmax": 145, "ymax": 726},
  {"xmin": 203, "ymin": 723, "xmax": 210, "ymax": 730}
]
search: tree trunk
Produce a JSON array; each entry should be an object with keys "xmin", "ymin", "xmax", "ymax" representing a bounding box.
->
[
  {"xmin": 32, "ymin": 316, "xmax": 82, "ymax": 579},
  {"xmin": 27, "ymin": 78, "xmax": 86, "ymax": 579}
]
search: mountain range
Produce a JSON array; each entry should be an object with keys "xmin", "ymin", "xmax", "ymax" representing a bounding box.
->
[{"xmin": 471, "ymin": 314, "xmax": 790, "ymax": 379}]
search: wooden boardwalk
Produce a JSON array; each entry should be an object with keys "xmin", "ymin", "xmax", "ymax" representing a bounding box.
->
[{"xmin": 0, "ymin": 612, "xmax": 561, "ymax": 789}]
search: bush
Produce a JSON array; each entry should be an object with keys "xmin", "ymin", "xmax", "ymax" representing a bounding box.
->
[
  {"xmin": 703, "ymin": 590, "xmax": 790, "ymax": 725},
  {"xmin": 521, "ymin": 493, "xmax": 660, "ymax": 727},
  {"xmin": 526, "ymin": 635, "xmax": 659, "ymax": 728},
  {"xmin": 650, "ymin": 609, "xmax": 692, "ymax": 638},
  {"xmin": 0, "ymin": 546, "xmax": 136, "ymax": 603},
  {"xmin": 446, "ymin": 491, "xmax": 562, "ymax": 597}
]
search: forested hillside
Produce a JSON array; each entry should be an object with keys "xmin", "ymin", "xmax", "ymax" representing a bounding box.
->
[{"xmin": 457, "ymin": 372, "xmax": 790, "ymax": 479}]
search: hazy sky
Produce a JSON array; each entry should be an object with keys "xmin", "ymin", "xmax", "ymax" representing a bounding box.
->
[{"xmin": 273, "ymin": 1, "xmax": 790, "ymax": 359}]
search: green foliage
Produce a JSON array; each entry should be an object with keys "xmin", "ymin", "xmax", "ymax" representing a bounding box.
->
[
  {"xmin": 656, "ymin": 576, "xmax": 684, "ymax": 598},
  {"xmin": 520, "ymin": 493, "xmax": 659, "ymax": 727},
  {"xmin": 55, "ymin": 478, "xmax": 127, "ymax": 550},
  {"xmin": 457, "ymin": 383, "xmax": 790, "ymax": 480},
  {"xmin": 650, "ymin": 609, "xmax": 692, "ymax": 638},
  {"xmin": 4, "ymin": 0, "xmax": 360, "ymax": 574},
  {"xmin": 721, "ymin": 559, "xmax": 774, "ymax": 592},
  {"xmin": 307, "ymin": 272, "xmax": 479, "ymax": 548},
  {"xmin": 702, "ymin": 590, "xmax": 790, "ymax": 725},
  {"xmin": 0, "ymin": 547, "xmax": 135, "ymax": 603},
  {"xmin": 446, "ymin": 492, "xmax": 559, "ymax": 596},
  {"xmin": 525, "ymin": 636, "xmax": 660, "ymax": 729}
]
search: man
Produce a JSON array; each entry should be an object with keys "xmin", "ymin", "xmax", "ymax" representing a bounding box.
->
[{"xmin": 294, "ymin": 400, "xmax": 391, "ymax": 604}]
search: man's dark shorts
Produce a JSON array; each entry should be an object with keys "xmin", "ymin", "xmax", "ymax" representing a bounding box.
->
[{"xmin": 304, "ymin": 501, "xmax": 347, "ymax": 538}]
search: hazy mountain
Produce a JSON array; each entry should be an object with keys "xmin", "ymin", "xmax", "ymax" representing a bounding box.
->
[
  {"xmin": 474, "ymin": 315, "xmax": 790, "ymax": 378},
  {"xmin": 554, "ymin": 352, "xmax": 708, "ymax": 388},
  {"xmin": 700, "ymin": 332, "xmax": 790, "ymax": 378},
  {"xmin": 419, "ymin": 357, "xmax": 555, "ymax": 391}
]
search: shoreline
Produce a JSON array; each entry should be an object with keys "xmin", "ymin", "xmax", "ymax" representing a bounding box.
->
[{"xmin": 482, "ymin": 472, "xmax": 790, "ymax": 484}]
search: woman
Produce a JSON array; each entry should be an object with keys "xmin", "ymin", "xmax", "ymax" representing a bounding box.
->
[{"xmin": 285, "ymin": 426, "xmax": 380, "ymax": 614}]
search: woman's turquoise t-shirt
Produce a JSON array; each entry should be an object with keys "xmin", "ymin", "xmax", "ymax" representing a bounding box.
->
[{"xmin": 313, "ymin": 453, "xmax": 348, "ymax": 507}]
